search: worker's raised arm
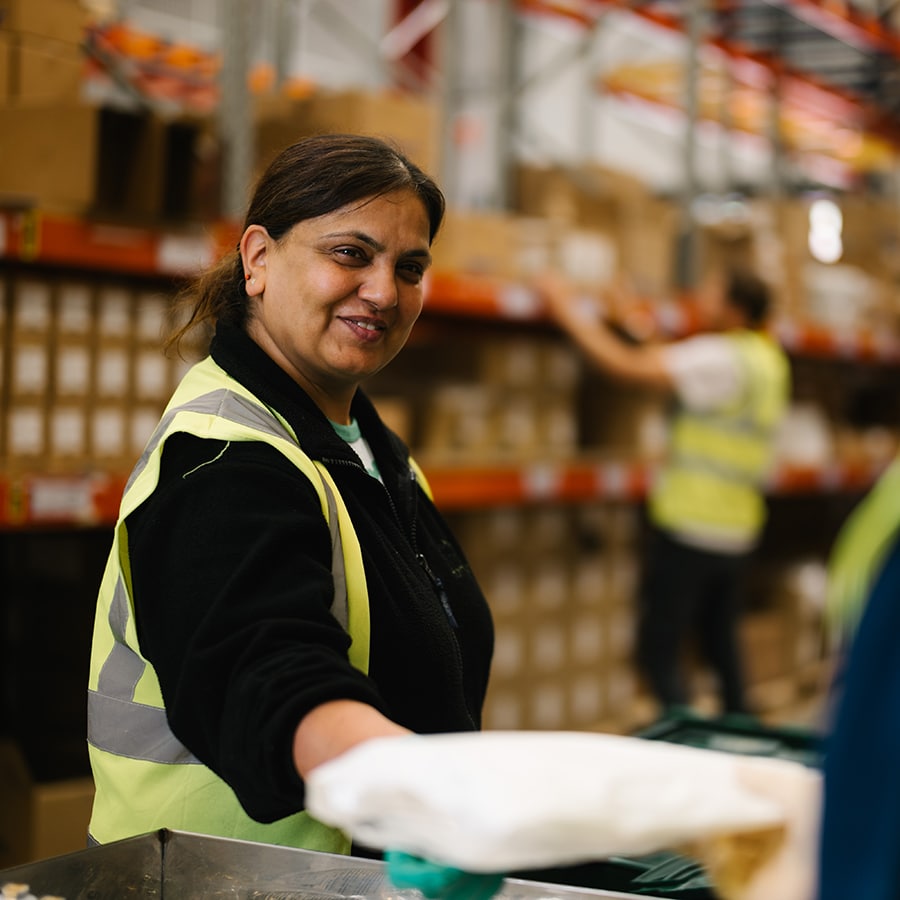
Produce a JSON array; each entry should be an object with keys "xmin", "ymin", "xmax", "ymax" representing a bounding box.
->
[{"xmin": 534, "ymin": 270, "xmax": 673, "ymax": 391}]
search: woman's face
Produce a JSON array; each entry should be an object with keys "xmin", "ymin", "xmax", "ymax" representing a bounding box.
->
[{"xmin": 242, "ymin": 189, "xmax": 432, "ymax": 422}]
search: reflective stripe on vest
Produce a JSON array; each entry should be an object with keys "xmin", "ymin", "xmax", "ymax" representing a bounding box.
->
[
  {"xmin": 826, "ymin": 456, "xmax": 900, "ymax": 644},
  {"xmin": 650, "ymin": 331, "xmax": 789, "ymax": 544},
  {"xmin": 87, "ymin": 356, "xmax": 375, "ymax": 851}
]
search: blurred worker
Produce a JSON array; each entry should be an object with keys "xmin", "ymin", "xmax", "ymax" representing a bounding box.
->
[
  {"xmin": 816, "ymin": 456, "xmax": 900, "ymax": 900},
  {"xmin": 536, "ymin": 267, "xmax": 791, "ymax": 718}
]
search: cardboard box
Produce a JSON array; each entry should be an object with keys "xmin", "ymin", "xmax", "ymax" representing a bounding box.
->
[
  {"xmin": 9, "ymin": 32, "xmax": 84, "ymax": 104},
  {"xmin": 95, "ymin": 284, "xmax": 133, "ymax": 340},
  {"xmin": 580, "ymin": 374, "xmax": 669, "ymax": 461},
  {"xmin": 132, "ymin": 348, "xmax": 171, "ymax": 401},
  {"xmin": 56, "ymin": 281, "xmax": 94, "ymax": 336},
  {"xmin": 11, "ymin": 279, "xmax": 53, "ymax": 337},
  {"xmin": 528, "ymin": 676, "xmax": 569, "ymax": 730},
  {"xmin": 94, "ymin": 344, "xmax": 131, "ymax": 399},
  {"xmin": 130, "ymin": 404, "xmax": 162, "ymax": 457},
  {"xmin": 134, "ymin": 290, "xmax": 170, "ymax": 346},
  {"xmin": 513, "ymin": 164, "xmax": 680, "ymax": 294},
  {"xmin": 526, "ymin": 558, "xmax": 571, "ymax": 616},
  {"xmin": 418, "ymin": 383, "xmax": 494, "ymax": 462},
  {"xmin": 0, "ymin": 103, "xmax": 162, "ymax": 217},
  {"xmin": 0, "ymin": 739, "xmax": 95, "ymax": 869},
  {"xmin": 556, "ymin": 225, "xmax": 618, "ymax": 288},
  {"xmin": 617, "ymin": 196, "xmax": 679, "ymax": 296},
  {"xmin": 479, "ymin": 559, "xmax": 528, "ymax": 620},
  {"xmin": 0, "ymin": 301, "xmax": 7, "ymax": 467},
  {"xmin": 89, "ymin": 402, "xmax": 129, "ymax": 463},
  {"xmin": 5, "ymin": 403, "xmax": 46, "ymax": 466},
  {"xmin": 481, "ymin": 683, "xmax": 525, "ymax": 730},
  {"xmin": 741, "ymin": 610, "xmax": 793, "ymax": 686},
  {"xmin": 512, "ymin": 164, "xmax": 620, "ymax": 229},
  {"xmin": 53, "ymin": 339, "xmax": 93, "ymax": 399},
  {"xmin": 430, "ymin": 209, "xmax": 523, "ymax": 279},
  {"xmin": 255, "ymin": 88, "xmax": 441, "ymax": 179},
  {"xmin": 149, "ymin": 113, "xmax": 215, "ymax": 223},
  {"xmin": 0, "ymin": 31, "xmax": 9, "ymax": 102},
  {"xmin": 569, "ymin": 670, "xmax": 608, "ymax": 727},
  {"xmin": 570, "ymin": 608, "xmax": 606, "ymax": 666},
  {"xmin": 370, "ymin": 395, "xmax": 414, "ymax": 445},
  {"xmin": 47, "ymin": 403, "xmax": 89, "ymax": 465},
  {"xmin": 10, "ymin": 339, "xmax": 50, "ymax": 400},
  {"xmin": 0, "ymin": 0, "xmax": 91, "ymax": 43}
]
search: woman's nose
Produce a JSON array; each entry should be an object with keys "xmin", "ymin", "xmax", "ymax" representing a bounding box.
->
[{"xmin": 358, "ymin": 263, "xmax": 399, "ymax": 310}]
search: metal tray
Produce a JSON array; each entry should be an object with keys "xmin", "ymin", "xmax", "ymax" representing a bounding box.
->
[{"xmin": 0, "ymin": 829, "xmax": 662, "ymax": 900}]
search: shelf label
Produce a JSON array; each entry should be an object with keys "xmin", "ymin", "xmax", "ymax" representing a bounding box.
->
[
  {"xmin": 497, "ymin": 283, "xmax": 541, "ymax": 319},
  {"xmin": 773, "ymin": 318, "xmax": 800, "ymax": 351},
  {"xmin": 656, "ymin": 301, "xmax": 685, "ymax": 335},
  {"xmin": 522, "ymin": 463, "xmax": 563, "ymax": 499},
  {"xmin": 596, "ymin": 462, "xmax": 627, "ymax": 498},
  {"xmin": 28, "ymin": 477, "xmax": 95, "ymax": 522},
  {"xmin": 157, "ymin": 234, "xmax": 216, "ymax": 274},
  {"xmin": 817, "ymin": 465, "xmax": 842, "ymax": 491},
  {"xmin": 834, "ymin": 331, "xmax": 858, "ymax": 359}
]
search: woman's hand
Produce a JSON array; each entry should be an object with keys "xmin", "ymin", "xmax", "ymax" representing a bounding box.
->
[{"xmin": 293, "ymin": 700, "xmax": 411, "ymax": 779}]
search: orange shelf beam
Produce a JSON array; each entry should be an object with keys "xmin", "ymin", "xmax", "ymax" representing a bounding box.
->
[
  {"xmin": 425, "ymin": 271, "xmax": 547, "ymax": 321},
  {"xmin": 0, "ymin": 472, "xmax": 128, "ymax": 529},
  {"xmin": 423, "ymin": 459, "xmax": 651, "ymax": 509},
  {"xmin": 0, "ymin": 457, "xmax": 888, "ymax": 527},
  {"xmin": 0, "ymin": 208, "xmax": 218, "ymax": 278}
]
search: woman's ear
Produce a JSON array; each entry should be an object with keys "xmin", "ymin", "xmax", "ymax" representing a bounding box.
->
[{"xmin": 240, "ymin": 225, "xmax": 269, "ymax": 296}]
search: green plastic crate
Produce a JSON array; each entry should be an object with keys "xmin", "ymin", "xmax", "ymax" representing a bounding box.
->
[{"xmin": 634, "ymin": 711, "xmax": 824, "ymax": 769}]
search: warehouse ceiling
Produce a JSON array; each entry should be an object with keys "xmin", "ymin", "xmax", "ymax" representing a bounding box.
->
[{"xmin": 631, "ymin": 1, "xmax": 900, "ymax": 134}]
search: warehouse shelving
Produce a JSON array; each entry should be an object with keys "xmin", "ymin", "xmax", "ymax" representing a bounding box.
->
[
  {"xmin": 2, "ymin": 0, "xmax": 899, "ymax": 761},
  {"xmin": 529, "ymin": 0, "xmax": 900, "ymax": 141},
  {"xmin": 2, "ymin": 199, "xmax": 898, "ymax": 529},
  {"xmin": 0, "ymin": 438, "xmax": 892, "ymax": 527},
  {"xmin": 4, "ymin": 206, "xmax": 898, "ymax": 361},
  {"xmin": 0, "ymin": 207, "xmax": 221, "ymax": 277}
]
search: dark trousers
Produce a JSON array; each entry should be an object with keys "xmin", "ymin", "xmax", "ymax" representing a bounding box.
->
[{"xmin": 635, "ymin": 526, "xmax": 752, "ymax": 715}]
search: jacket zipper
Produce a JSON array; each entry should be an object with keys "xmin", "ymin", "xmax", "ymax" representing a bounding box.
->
[{"xmin": 324, "ymin": 458, "xmax": 460, "ymax": 629}]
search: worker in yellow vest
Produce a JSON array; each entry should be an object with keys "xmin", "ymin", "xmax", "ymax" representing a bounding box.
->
[
  {"xmin": 817, "ymin": 456, "xmax": 900, "ymax": 899},
  {"xmin": 87, "ymin": 135, "xmax": 494, "ymax": 853},
  {"xmin": 536, "ymin": 267, "xmax": 790, "ymax": 718}
]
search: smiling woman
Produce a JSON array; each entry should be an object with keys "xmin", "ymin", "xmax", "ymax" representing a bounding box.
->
[
  {"xmin": 85, "ymin": 135, "xmax": 494, "ymax": 858},
  {"xmin": 241, "ymin": 189, "xmax": 432, "ymax": 423}
]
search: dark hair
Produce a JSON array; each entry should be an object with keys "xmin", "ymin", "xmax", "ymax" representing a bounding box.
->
[
  {"xmin": 724, "ymin": 267, "xmax": 771, "ymax": 327},
  {"xmin": 167, "ymin": 133, "xmax": 445, "ymax": 353}
]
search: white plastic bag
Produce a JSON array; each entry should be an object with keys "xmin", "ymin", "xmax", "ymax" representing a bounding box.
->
[{"xmin": 306, "ymin": 730, "xmax": 809, "ymax": 874}]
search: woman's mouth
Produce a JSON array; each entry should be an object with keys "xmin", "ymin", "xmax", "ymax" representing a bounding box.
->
[{"xmin": 341, "ymin": 317, "xmax": 386, "ymax": 342}]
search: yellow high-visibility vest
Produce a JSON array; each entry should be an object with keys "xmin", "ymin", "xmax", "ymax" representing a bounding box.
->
[
  {"xmin": 649, "ymin": 330, "xmax": 790, "ymax": 548},
  {"xmin": 826, "ymin": 455, "xmax": 900, "ymax": 643},
  {"xmin": 87, "ymin": 355, "xmax": 378, "ymax": 851}
]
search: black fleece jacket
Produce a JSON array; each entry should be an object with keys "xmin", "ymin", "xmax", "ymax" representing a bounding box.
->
[{"xmin": 126, "ymin": 322, "xmax": 494, "ymax": 823}]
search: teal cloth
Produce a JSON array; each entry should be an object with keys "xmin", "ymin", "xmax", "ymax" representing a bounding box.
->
[{"xmin": 385, "ymin": 850, "xmax": 505, "ymax": 900}]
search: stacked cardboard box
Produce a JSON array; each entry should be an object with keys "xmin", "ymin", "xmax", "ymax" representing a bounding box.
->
[
  {"xmin": 255, "ymin": 88, "xmax": 442, "ymax": 183},
  {"xmin": 512, "ymin": 163, "xmax": 679, "ymax": 297},
  {"xmin": 0, "ymin": 739, "xmax": 94, "ymax": 868},
  {"xmin": 0, "ymin": 1, "xmax": 212, "ymax": 223},
  {"xmin": 452, "ymin": 503, "xmax": 647, "ymax": 733},
  {"xmin": 0, "ymin": 101, "xmax": 211, "ymax": 222},
  {"xmin": 0, "ymin": 0, "xmax": 90, "ymax": 105},
  {"xmin": 0, "ymin": 273, "xmax": 192, "ymax": 474},
  {"xmin": 416, "ymin": 335, "xmax": 582, "ymax": 464}
]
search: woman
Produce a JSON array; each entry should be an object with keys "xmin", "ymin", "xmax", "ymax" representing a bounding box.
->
[{"xmin": 86, "ymin": 134, "xmax": 494, "ymax": 854}]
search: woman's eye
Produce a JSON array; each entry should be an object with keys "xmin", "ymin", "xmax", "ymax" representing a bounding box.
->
[
  {"xmin": 334, "ymin": 246, "xmax": 368, "ymax": 263},
  {"xmin": 399, "ymin": 261, "xmax": 425, "ymax": 283}
]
